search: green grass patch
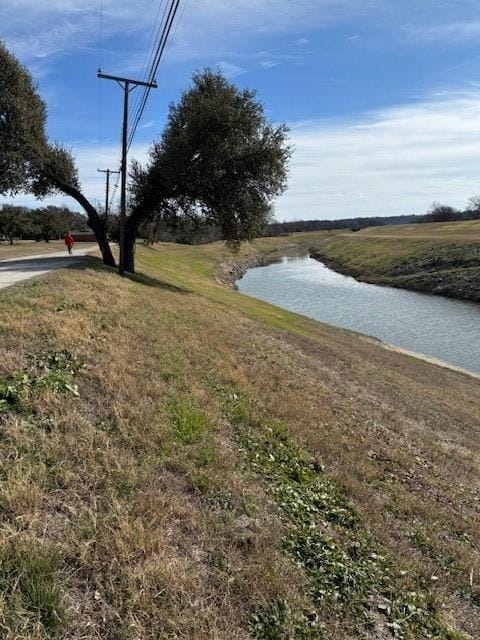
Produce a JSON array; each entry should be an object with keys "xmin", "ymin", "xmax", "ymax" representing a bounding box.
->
[
  {"xmin": 0, "ymin": 542, "xmax": 63, "ymax": 637},
  {"xmin": 165, "ymin": 398, "xmax": 211, "ymax": 444}
]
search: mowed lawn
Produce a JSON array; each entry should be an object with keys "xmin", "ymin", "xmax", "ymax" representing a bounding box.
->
[{"xmin": 0, "ymin": 240, "xmax": 478, "ymax": 639}]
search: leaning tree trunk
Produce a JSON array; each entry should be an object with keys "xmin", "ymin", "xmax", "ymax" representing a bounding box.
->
[{"xmin": 51, "ymin": 177, "xmax": 116, "ymax": 268}]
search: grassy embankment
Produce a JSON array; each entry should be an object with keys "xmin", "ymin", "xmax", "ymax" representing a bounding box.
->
[
  {"xmin": 307, "ymin": 220, "xmax": 480, "ymax": 302},
  {"xmin": 0, "ymin": 239, "xmax": 479, "ymax": 639}
]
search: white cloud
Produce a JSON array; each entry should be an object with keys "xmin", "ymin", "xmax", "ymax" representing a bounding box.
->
[
  {"xmin": 259, "ymin": 60, "xmax": 280, "ymax": 69},
  {"xmin": 0, "ymin": 0, "xmax": 393, "ymax": 66},
  {"xmin": 3, "ymin": 0, "xmax": 480, "ymax": 78},
  {"xmin": 138, "ymin": 120, "xmax": 155, "ymax": 131},
  {"xmin": 275, "ymin": 91, "xmax": 480, "ymax": 220},
  {"xmin": 216, "ymin": 61, "xmax": 245, "ymax": 79}
]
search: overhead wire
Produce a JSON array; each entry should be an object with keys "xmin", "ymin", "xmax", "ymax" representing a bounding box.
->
[
  {"xmin": 97, "ymin": 0, "xmax": 104, "ymax": 179},
  {"xmin": 127, "ymin": 0, "xmax": 181, "ymax": 151},
  {"xmin": 161, "ymin": 0, "xmax": 189, "ymax": 68},
  {"xmin": 129, "ymin": 0, "xmax": 169, "ymax": 131}
]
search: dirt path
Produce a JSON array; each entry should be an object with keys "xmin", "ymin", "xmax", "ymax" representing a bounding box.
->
[{"xmin": 0, "ymin": 245, "xmax": 98, "ymax": 290}]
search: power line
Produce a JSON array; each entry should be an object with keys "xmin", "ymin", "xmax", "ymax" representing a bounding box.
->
[
  {"xmin": 128, "ymin": 0, "xmax": 176, "ymax": 143},
  {"xmin": 127, "ymin": 0, "xmax": 181, "ymax": 150},
  {"xmin": 130, "ymin": 0, "xmax": 169, "ymax": 128},
  {"xmin": 162, "ymin": 0, "xmax": 189, "ymax": 65}
]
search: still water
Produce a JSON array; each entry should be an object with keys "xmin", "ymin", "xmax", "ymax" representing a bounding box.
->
[{"xmin": 237, "ymin": 254, "xmax": 480, "ymax": 375}]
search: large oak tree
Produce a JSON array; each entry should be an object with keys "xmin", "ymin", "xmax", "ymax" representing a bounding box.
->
[{"xmin": 127, "ymin": 69, "xmax": 291, "ymax": 272}]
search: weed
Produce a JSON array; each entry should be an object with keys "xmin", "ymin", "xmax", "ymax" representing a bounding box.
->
[
  {"xmin": 165, "ymin": 398, "xmax": 210, "ymax": 444},
  {"xmin": 248, "ymin": 599, "xmax": 322, "ymax": 640},
  {"xmin": 410, "ymin": 530, "xmax": 459, "ymax": 571},
  {"xmin": 0, "ymin": 350, "xmax": 82, "ymax": 413},
  {"xmin": 0, "ymin": 542, "xmax": 63, "ymax": 637}
]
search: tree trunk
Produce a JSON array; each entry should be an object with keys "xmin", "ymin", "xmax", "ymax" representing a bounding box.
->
[
  {"xmin": 147, "ymin": 222, "xmax": 155, "ymax": 246},
  {"xmin": 50, "ymin": 177, "xmax": 116, "ymax": 268},
  {"xmin": 123, "ymin": 221, "xmax": 137, "ymax": 273}
]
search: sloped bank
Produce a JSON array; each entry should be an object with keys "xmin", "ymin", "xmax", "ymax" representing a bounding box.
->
[{"xmin": 309, "ymin": 245, "xmax": 480, "ymax": 303}]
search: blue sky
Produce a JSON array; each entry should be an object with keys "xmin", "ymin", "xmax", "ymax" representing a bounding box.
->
[{"xmin": 3, "ymin": 0, "xmax": 480, "ymax": 220}]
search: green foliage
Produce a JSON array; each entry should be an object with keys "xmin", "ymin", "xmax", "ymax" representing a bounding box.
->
[
  {"xmin": 131, "ymin": 69, "xmax": 292, "ymax": 243},
  {"xmin": 0, "ymin": 350, "xmax": 82, "ymax": 413},
  {"xmin": 249, "ymin": 599, "xmax": 323, "ymax": 640},
  {"xmin": 165, "ymin": 398, "xmax": 210, "ymax": 444},
  {"xmin": 0, "ymin": 42, "xmax": 47, "ymax": 194},
  {"xmin": 31, "ymin": 143, "xmax": 80, "ymax": 199},
  {"xmin": 0, "ymin": 203, "xmax": 87, "ymax": 243},
  {"xmin": 0, "ymin": 542, "xmax": 63, "ymax": 636}
]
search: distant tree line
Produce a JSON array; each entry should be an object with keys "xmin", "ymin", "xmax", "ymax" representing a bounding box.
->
[
  {"xmin": 0, "ymin": 204, "xmax": 87, "ymax": 244},
  {"xmin": 265, "ymin": 199, "xmax": 480, "ymax": 236}
]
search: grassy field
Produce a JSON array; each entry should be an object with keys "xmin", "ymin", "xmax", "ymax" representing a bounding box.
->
[
  {"xmin": 0, "ymin": 240, "xmax": 70, "ymax": 260},
  {"xmin": 0, "ymin": 239, "xmax": 478, "ymax": 639},
  {"xmin": 306, "ymin": 220, "xmax": 480, "ymax": 301}
]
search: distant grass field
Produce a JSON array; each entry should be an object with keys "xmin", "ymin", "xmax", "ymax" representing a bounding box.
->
[
  {"xmin": 0, "ymin": 240, "xmax": 478, "ymax": 638},
  {"xmin": 0, "ymin": 240, "xmax": 67, "ymax": 260},
  {"xmin": 305, "ymin": 220, "xmax": 480, "ymax": 301}
]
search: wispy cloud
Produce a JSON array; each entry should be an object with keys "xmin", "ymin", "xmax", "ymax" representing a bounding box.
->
[
  {"xmin": 0, "ymin": 0, "xmax": 388, "ymax": 66},
  {"xmin": 276, "ymin": 90, "xmax": 480, "ymax": 220},
  {"xmin": 404, "ymin": 20, "xmax": 480, "ymax": 43},
  {"xmin": 259, "ymin": 60, "xmax": 280, "ymax": 69},
  {"xmin": 138, "ymin": 120, "xmax": 155, "ymax": 131},
  {"xmin": 216, "ymin": 61, "xmax": 245, "ymax": 78}
]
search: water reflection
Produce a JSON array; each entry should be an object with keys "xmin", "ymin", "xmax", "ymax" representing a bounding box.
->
[{"xmin": 237, "ymin": 255, "xmax": 480, "ymax": 375}]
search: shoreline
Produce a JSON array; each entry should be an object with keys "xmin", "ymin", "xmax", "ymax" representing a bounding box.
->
[{"xmin": 362, "ymin": 336, "xmax": 480, "ymax": 380}]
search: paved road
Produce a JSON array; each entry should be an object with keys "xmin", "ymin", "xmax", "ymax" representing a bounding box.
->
[{"xmin": 0, "ymin": 245, "xmax": 97, "ymax": 290}]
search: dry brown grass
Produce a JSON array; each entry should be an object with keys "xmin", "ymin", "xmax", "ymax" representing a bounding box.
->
[
  {"xmin": 0, "ymin": 240, "xmax": 67, "ymax": 260},
  {"xmin": 0, "ymin": 244, "xmax": 478, "ymax": 638}
]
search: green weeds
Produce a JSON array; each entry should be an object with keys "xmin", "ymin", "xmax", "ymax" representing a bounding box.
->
[
  {"xmin": 0, "ymin": 542, "xmax": 63, "ymax": 637},
  {"xmin": 219, "ymin": 387, "xmax": 464, "ymax": 640},
  {"xmin": 249, "ymin": 599, "xmax": 322, "ymax": 640},
  {"xmin": 165, "ymin": 398, "xmax": 210, "ymax": 444},
  {"xmin": 0, "ymin": 350, "xmax": 82, "ymax": 413}
]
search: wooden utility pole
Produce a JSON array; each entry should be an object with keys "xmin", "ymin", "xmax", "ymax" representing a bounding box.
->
[
  {"xmin": 97, "ymin": 70, "xmax": 157, "ymax": 275},
  {"xmin": 97, "ymin": 168, "xmax": 120, "ymax": 224}
]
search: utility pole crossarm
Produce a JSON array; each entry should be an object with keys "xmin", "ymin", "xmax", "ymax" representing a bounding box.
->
[{"xmin": 97, "ymin": 70, "xmax": 158, "ymax": 89}]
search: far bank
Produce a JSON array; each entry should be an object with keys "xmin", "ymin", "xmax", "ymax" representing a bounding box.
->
[{"xmin": 305, "ymin": 220, "xmax": 480, "ymax": 303}]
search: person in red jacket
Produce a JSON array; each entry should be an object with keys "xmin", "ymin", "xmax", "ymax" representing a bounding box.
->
[{"xmin": 64, "ymin": 232, "xmax": 75, "ymax": 255}]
